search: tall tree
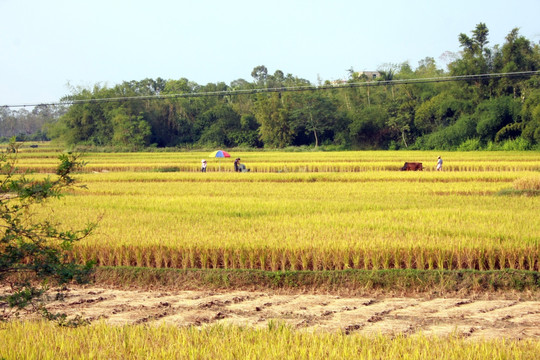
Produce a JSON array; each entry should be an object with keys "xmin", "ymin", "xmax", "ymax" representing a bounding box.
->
[
  {"xmin": 493, "ymin": 28, "xmax": 540, "ymax": 98},
  {"xmin": 450, "ymin": 23, "xmax": 492, "ymax": 101},
  {"xmin": 387, "ymin": 100, "xmax": 414, "ymax": 148},
  {"xmin": 254, "ymin": 93, "xmax": 294, "ymax": 148},
  {"xmin": 251, "ymin": 65, "xmax": 269, "ymax": 87},
  {"xmin": 290, "ymin": 92, "xmax": 337, "ymax": 147}
]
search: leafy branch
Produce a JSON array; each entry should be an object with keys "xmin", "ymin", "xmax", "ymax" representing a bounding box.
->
[{"xmin": 0, "ymin": 139, "xmax": 97, "ymax": 322}]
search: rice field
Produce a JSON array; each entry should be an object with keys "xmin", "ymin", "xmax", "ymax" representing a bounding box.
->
[
  {"xmin": 3, "ymin": 146, "xmax": 540, "ymax": 358},
  {"xmin": 15, "ymin": 147, "xmax": 537, "ymax": 272},
  {"xmin": 11, "ymin": 143, "xmax": 540, "ymax": 173},
  {"xmin": 1, "ymin": 321, "xmax": 538, "ymax": 360}
]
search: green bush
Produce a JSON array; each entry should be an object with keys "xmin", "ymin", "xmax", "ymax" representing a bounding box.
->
[{"xmin": 457, "ymin": 138, "xmax": 482, "ymax": 151}]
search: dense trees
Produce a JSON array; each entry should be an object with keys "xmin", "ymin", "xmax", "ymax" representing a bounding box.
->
[{"xmin": 2, "ymin": 24, "xmax": 540, "ymax": 150}]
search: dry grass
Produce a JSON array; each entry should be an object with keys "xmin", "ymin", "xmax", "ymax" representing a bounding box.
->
[{"xmin": 513, "ymin": 175, "xmax": 540, "ymax": 191}]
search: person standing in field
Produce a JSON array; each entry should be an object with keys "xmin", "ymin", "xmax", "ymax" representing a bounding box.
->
[
  {"xmin": 234, "ymin": 158, "xmax": 240, "ymax": 172},
  {"xmin": 201, "ymin": 159, "xmax": 207, "ymax": 172},
  {"xmin": 436, "ymin": 156, "xmax": 443, "ymax": 171}
]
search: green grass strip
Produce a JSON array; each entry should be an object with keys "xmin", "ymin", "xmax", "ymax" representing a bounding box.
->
[{"xmin": 94, "ymin": 267, "xmax": 540, "ymax": 294}]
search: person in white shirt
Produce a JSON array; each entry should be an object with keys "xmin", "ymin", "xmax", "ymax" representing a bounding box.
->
[{"xmin": 436, "ymin": 156, "xmax": 443, "ymax": 171}]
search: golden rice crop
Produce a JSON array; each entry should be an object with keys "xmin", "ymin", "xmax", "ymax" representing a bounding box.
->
[
  {"xmin": 31, "ymin": 170, "xmax": 539, "ymax": 271},
  {"xmin": 1, "ymin": 321, "xmax": 538, "ymax": 360},
  {"xmin": 9, "ymin": 148, "xmax": 540, "ymax": 173}
]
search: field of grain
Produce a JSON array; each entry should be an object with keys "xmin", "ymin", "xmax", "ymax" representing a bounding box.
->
[
  {"xmin": 30, "ymin": 168, "xmax": 538, "ymax": 272},
  {"xmin": 8, "ymin": 145, "xmax": 540, "ymax": 272},
  {"xmin": 2, "ymin": 145, "xmax": 539, "ymax": 358}
]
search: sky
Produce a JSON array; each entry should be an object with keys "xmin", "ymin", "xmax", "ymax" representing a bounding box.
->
[{"xmin": 1, "ymin": 0, "xmax": 539, "ymax": 107}]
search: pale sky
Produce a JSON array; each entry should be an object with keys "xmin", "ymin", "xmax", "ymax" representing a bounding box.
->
[{"xmin": 1, "ymin": 0, "xmax": 539, "ymax": 106}]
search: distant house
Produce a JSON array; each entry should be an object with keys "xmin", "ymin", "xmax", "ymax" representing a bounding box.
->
[
  {"xmin": 328, "ymin": 79, "xmax": 347, "ymax": 86},
  {"xmin": 328, "ymin": 71, "xmax": 381, "ymax": 85},
  {"xmin": 356, "ymin": 71, "xmax": 380, "ymax": 80}
]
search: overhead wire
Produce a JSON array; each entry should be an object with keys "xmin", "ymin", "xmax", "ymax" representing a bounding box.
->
[{"xmin": 2, "ymin": 70, "xmax": 539, "ymax": 109}]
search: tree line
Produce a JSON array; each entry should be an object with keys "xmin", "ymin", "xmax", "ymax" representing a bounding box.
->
[
  {"xmin": 0, "ymin": 105, "xmax": 62, "ymax": 142},
  {"xmin": 3, "ymin": 23, "xmax": 540, "ymax": 150}
]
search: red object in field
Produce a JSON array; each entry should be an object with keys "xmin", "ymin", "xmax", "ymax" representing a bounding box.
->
[{"xmin": 400, "ymin": 162, "xmax": 423, "ymax": 171}]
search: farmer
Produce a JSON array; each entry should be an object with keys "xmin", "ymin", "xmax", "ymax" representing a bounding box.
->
[
  {"xmin": 234, "ymin": 158, "xmax": 241, "ymax": 172},
  {"xmin": 436, "ymin": 156, "xmax": 443, "ymax": 171},
  {"xmin": 201, "ymin": 159, "xmax": 207, "ymax": 172}
]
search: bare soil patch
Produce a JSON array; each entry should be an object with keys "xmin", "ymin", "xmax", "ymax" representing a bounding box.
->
[{"xmin": 8, "ymin": 286, "xmax": 539, "ymax": 339}]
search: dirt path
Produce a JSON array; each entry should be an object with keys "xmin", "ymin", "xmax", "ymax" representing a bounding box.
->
[{"xmin": 18, "ymin": 286, "xmax": 538, "ymax": 339}]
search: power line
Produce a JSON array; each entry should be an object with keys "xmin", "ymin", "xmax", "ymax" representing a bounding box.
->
[{"xmin": 2, "ymin": 71, "xmax": 539, "ymax": 109}]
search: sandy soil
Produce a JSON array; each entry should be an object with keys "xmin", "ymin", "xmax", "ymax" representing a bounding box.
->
[{"xmin": 9, "ymin": 286, "xmax": 539, "ymax": 339}]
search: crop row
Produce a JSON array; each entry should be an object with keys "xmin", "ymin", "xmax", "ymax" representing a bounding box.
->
[
  {"xmin": 3, "ymin": 322, "xmax": 538, "ymax": 359},
  {"xmin": 71, "ymin": 244, "xmax": 539, "ymax": 271},
  {"xmin": 14, "ymin": 161, "xmax": 540, "ymax": 173},
  {"xmin": 76, "ymin": 171, "xmax": 524, "ymax": 183}
]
